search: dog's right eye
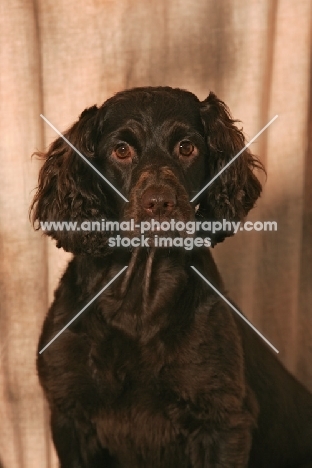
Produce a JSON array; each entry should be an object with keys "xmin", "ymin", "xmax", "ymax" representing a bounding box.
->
[
  {"xmin": 179, "ymin": 140, "xmax": 195, "ymax": 156},
  {"xmin": 113, "ymin": 143, "xmax": 134, "ymax": 160}
]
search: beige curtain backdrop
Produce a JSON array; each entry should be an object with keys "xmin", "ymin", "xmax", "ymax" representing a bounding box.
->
[{"xmin": 0, "ymin": 0, "xmax": 311, "ymax": 466}]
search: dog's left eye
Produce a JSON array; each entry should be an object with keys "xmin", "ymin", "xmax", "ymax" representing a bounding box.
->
[
  {"xmin": 178, "ymin": 140, "xmax": 196, "ymax": 157},
  {"xmin": 113, "ymin": 143, "xmax": 134, "ymax": 160}
]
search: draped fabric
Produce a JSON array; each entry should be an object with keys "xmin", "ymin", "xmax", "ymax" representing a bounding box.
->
[{"xmin": 0, "ymin": 1, "xmax": 311, "ymax": 466}]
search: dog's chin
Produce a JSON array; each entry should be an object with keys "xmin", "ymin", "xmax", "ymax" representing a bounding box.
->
[{"xmin": 122, "ymin": 205, "xmax": 196, "ymax": 235}]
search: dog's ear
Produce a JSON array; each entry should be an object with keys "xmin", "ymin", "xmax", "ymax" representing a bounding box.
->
[
  {"xmin": 31, "ymin": 106, "xmax": 115, "ymax": 255},
  {"xmin": 197, "ymin": 92, "xmax": 265, "ymax": 245}
]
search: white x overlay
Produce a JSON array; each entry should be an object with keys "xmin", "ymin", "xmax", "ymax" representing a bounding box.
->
[
  {"xmin": 40, "ymin": 114, "xmax": 129, "ymax": 202},
  {"xmin": 39, "ymin": 113, "xmax": 278, "ymax": 355},
  {"xmin": 39, "ymin": 266, "xmax": 128, "ymax": 353},
  {"xmin": 191, "ymin": 266, "xmax": 279, "ymax": 353},
  {"xmin": 190, "ymin": 115, "xmax": 278, "ymax": 202}
]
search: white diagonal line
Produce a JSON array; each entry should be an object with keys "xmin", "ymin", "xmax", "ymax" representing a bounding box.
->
[
  {"xmin": 190, "ymin": 266, "xmax": 279, "ymax": 354},
  {"xmin": 190, "ymin": 115, "xmax": 278, "ymax": 202},
  {"xmin": 39, "ymin": 265, "xmax": 128, "ymax": 354},
  {"xmin": 40, "ymin": 114, "xmax": 129, "ymax": 202}
]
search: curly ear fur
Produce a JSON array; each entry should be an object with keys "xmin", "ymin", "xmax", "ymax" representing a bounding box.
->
[
  {"xmin": 31, "ymin": 106, "xmax": 116, "ymax": 255},
  {"xmin": 197, "ymin": 92, "xmax": 265, "ymax": 245}
]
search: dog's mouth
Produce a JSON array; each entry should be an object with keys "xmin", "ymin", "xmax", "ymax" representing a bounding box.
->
[
  {"xmin": 122, "ymin": 201, "xmax": 195, "ymax": 243},
  {"xmin": 122, "ymin": 168, "xmax": 195, "ymax": 243}
]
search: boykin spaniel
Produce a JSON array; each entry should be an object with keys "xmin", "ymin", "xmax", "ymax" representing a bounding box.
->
[{"xmin": 32, "ymin": 87, "xmax": 312, "ymax": 467}]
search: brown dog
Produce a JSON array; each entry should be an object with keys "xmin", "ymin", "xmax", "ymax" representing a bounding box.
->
[{"xmin": 32, "ymin": 87, "xmax": 312, "ymax": 467}]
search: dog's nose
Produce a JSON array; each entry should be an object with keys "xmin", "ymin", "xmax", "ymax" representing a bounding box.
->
[{"xmin": 141, "ymin": 186, "xmax": 176, "ymax": 217}]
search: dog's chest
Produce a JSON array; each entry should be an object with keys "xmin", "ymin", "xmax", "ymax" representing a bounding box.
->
[
  {"xmin": 88, "ymin": 328, "xmax": 180, "ymax": 412},
  {"xmin": 90, "ymin": 340, "xmax": 190, "ymax": 466},
  {"xmin": 95, "ymin": 392, "xmax": 186, "ymax": 466}
]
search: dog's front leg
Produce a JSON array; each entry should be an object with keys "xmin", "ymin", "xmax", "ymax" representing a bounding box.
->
[
  {"xmin": 186, "ymin": 420, "xmax": 253, "ymax": 468},
  {"xmin": 50, "ymin": 409, "xmax": 114, "ymax": 468},
  {"xmin": 168, "ymin": 401, "xmax": 254, "ymax": 468}
]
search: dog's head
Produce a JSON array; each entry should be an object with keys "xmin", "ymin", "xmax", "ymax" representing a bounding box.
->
[{"xmin": 31, "ymin": 87, "xmax": 264, "ymax": 254}]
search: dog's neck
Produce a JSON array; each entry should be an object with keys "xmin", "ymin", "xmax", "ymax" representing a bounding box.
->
[{"xmin": 77, "ymin": 248, "xmax": 223, "ymax": 343}]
